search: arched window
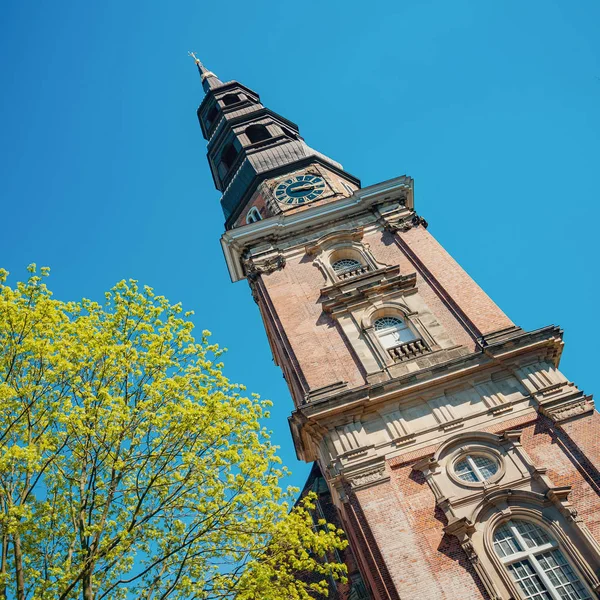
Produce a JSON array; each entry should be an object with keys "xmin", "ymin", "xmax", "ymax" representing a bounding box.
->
[
  {"xmin": 218, "ymin": 142, "xmax": 240, "ymax": 180},
  {"xmin": 246, "ymin": 124, "xmax": 272, "ymax": 144},
  {"xmin": 455, "ymin": 454, "xmax": 498, "ymax": 483},
  {"xmin": 373, "ymin": 316, "xmax": 416, "ymax": 350},
  {"xmin": 332, "ymin": 258, "xmax": 361, "ymax": 274},
  {"xmin": 493, "ymin": 520, "xmax": 592, "ymax": 599},
  {"xmin": 246, "ymin": 207, "xmax": 261, "ymax": 224},
  {"xmin": 205, "ymin": 105, "xmax": 218, "ymax": 129},
  {"xmin": 222, "ymin": 93, "xmax": 241, "ymax": 106}
]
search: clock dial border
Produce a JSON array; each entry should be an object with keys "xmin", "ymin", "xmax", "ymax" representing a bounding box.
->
[{"xmin": 274, "ymin": 173, "xmax": 327, "ymax": 206}]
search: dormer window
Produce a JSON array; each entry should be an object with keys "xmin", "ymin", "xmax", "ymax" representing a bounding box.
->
[
  {"xmin": 222, "ymin": 93, "xmax": 241, "ymax": 106},
  {"xmin": 246, "ymin": 207, "xmax": 262, "ymax": 224},
  {"xmin": 374, "ymin": 317, "xmax": 416, "ymax": 350},
  {"xmin": 246, "ymin": 124, "xmax": 272, "ymax": 144}
]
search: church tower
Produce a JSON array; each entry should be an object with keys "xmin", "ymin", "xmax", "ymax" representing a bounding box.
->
[{"xmin": 194, "ymin": 57, "xmax": 600, "ymax": 600}]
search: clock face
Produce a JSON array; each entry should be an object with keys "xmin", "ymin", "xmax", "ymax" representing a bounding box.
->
[{"xmin": 275, "ymin": 174, "xmax": 326, "ymax": 205}]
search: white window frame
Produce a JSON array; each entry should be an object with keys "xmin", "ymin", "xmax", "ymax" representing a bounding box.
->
[
  {"xmin": 494, "ymin": 520, "xmax": 593, "ymax": 600},
  {"xmin": 373, "ymin": 316, "xmax": 416, "ymax": 350},
  {"xmin": 455, "ymin": 454, "xmax": 498, "ymax": 483},
  {"xmin": 246, "ymin": 207, "xmax": 262, "ymax": 224}
]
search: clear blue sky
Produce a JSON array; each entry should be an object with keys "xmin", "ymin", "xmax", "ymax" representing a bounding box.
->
[{"xmin": 1, "ymin": 0, "xmax": 599, "ymax": 492}]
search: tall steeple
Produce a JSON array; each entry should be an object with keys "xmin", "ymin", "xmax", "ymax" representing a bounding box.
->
[
  {"xmin": 192, "ymin": 58, "xmax": 360, "ymax": 229},
  {"xmin": 196, "ymin": 57, "xmax": 600, "ymax": 600}
]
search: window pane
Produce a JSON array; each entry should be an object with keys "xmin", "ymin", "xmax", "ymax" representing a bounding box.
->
[
  {"xmin": 455, "ymin": 458, "xmax": 478, "ymax": 483},
  {"xmin": 332, "ymin": 259, "xmax": 361, "ymax": 273},
  {"xmin": 514, "ymin": 520, "xmax": 552, "ymax": 549},
  {"xmin": 377, "ymin": 331, "xmax": 398, "ymax": 349},
  {"xmin": 397, "ymin": 327, "xmax": 416, "ymax": 343},
  {"xmin": 455, "ymin": 455, "xmax": 497, "ymax": 483},
  {"xmin": 493, "ymin": 523, "xmax": 522, "ymax": 558},
  {"xmin": 374, "ymin": 317, "xmax": 405, "ymax": 331},
  {"xmin": 508, "ymin": 560, "xmax": 552, "ymax": 600},
  {"xmin": 374, "ymin": 317, "xmax": 416, "ymax": 348},
  {"xmin": 537, "ymin": 550, "xmax": 591, "ymax": 600},
  {"xmin": 472, "ymin": 455, "xmax": 498, "ymax": 479}
]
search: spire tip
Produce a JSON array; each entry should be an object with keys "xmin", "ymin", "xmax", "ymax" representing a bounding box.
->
[
  {"xmin": 188, "ymin": 51, "xmax": 201, "ymax": 66},
  {"xmin": 188, "ymin": 52, "xmax": 223, "ymax": 92}
]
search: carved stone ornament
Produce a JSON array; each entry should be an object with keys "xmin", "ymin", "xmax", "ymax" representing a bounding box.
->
[
  {"xmin": 243, "ymin": 253, "xmax": 286, "ymax": 280},
  {"xmin": 462, "ymin": 540, "xmax": 479, "ymax": 565},
  {"xmin": 384, "ymin": 210, "xmax": 429, "ymax": 233},
  {"xmin": 347, "ymin": 466, "xmax": 389, "ymax": 490},
  {"xmin": 540, "ymin": 397, "xmax": 594, "ymax": 424}
]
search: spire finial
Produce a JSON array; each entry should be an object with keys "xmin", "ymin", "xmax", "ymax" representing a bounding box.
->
[
  {"xmin": 188, "ymin": 51, "xmax": 201, "ymax": 68},
  {"xmin": 188, "ymin": 52, "xmax": 223, "ymax": 92}
]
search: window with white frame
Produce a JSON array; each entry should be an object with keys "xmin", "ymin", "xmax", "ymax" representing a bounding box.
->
[
  {"xmin": 246, "ymin": 207, "xmax": 262, "ymax": 224},
  {"xmin": 455, "ymin": 454, "xmax": 498, "ymax": 483},
  {"xmin": 493, "ymin": 520, "xmax": 592, "ymax": 600},
  {"xmin": 373, "ymin": 316, "xmax": 416, "ymax": 350}
]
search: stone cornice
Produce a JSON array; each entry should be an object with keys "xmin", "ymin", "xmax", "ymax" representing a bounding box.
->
[
  {"xmin": 289, "ymin": 325, "xmax": 576, "ymax": 464},
  {"xmin": 220, "ymin": 175, "xmax": 414, "ymax": 282},
  {"xmin": 295, "ymin": 325, "xmax": 564, "ymax": 417},
  {"xmin": 538, "ymin": 391, "xmax": 595, "ymax": 424}
]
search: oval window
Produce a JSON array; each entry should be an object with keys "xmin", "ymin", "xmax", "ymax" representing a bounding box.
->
[{"xmin": 455, "ymin": 454, "xmax": 498, "ymax": 483}]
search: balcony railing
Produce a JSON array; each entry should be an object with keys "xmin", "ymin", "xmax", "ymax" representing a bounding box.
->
[
  {"xmin": 336, "ymin": 264, "xmax": 371, "ymax": 280},
  {"xmin": 387, "ymin": 338, "xmax": 428, "ymax": 362}
]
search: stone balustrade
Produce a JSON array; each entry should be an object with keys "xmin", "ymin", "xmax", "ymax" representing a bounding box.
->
[{"xmin": 387, "ymin": 338, "xmax": 428, "ymax": 362}]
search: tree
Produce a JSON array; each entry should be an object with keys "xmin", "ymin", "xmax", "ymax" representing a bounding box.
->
[{"xmin": 0, "ymin": 266, "xmax": 347, "ymax": 600}]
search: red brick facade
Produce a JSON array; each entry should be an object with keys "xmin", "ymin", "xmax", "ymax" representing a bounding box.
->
[
  {"xmin": 248, "ymin": 211, "xmax": 599, "ymax": 598},
  {"xmin": 324, "ymin": 412, "xmax": 600, "ymax": 600},
  {"xmin": 257, "ymin": 223, "xmax": 514, "ymax": 404}
]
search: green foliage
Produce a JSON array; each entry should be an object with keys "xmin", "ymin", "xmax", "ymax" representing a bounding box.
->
[{"xmin": 0, "ymin": 266, "xmax": 347, "ymax": 599}]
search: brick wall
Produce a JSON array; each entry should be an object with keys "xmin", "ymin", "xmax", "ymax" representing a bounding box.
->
[
  {"xmin": 558, "ymin": 411, "xmax": 600, "ymax": 480},
  {"xmin": 259, "ymin": 224, "xmax": 513, "ymax": 395},
  {"xmin": 368, "ymin": 229, "xmax": 478, "ymax": 352},
  {"xmin": 521, "ymin": 414, "xmax": 600, "ymax": 544},
  {"xmin": 398, "ymin": 227, "xmax": 514, "ymax": 336},
  {"xmin": 351, "ymin": 470, "xmax": 489, "ymax": 600},
  {"xmin": 262, "ymin": 255, "xmax": 366, "ymax": 392},
  {"xmin": 336, "ymin": 413, "xmax": 600, "ymax": 599}
]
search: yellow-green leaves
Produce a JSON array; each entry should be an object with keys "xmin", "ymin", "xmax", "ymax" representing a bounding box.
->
[{"xmin": 0, "ymin": 268, "xmax": 346, "ymax": 600}]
